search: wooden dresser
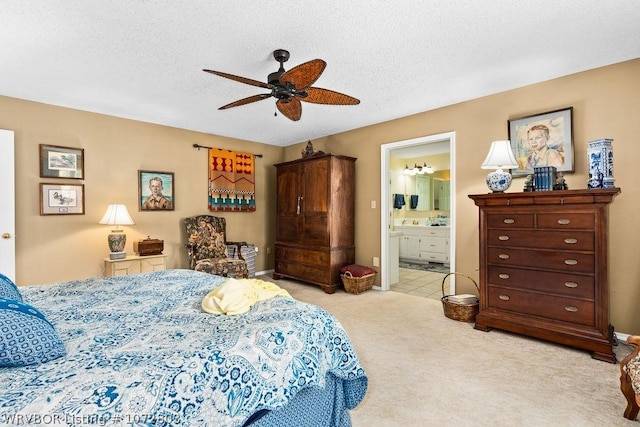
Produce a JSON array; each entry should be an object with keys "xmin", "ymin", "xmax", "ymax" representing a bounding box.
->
[
  {"xmin": 469, "ymin": 188, "xmax": 620, "ymax": 362},
  {"xmin": 273, "ymin": 154, "xmax": 356, "ymax": 293}
]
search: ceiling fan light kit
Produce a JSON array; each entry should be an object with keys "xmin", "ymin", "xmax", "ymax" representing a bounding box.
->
[{"xmin": 204, "ymin": 49, "xmax": 360, "ymax": 121}]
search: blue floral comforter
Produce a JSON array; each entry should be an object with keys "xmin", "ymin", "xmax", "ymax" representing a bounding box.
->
[{"xmin": 0, "ymin": 269, "xmax": 367, "ymax": 426}]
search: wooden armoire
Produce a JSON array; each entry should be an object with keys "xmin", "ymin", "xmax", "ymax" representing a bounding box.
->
[{"xmin": 273, "ymin": 153, "xmax": 356, "ymax": 293}]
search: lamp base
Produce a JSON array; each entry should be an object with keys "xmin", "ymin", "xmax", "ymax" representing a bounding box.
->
[
  {"xmin": 109, "ymin": 251, "xmax": 127, "ymax": 260},
  {"xmin": 486, "ymin": 169, "xmax": 513, "ymax": 193}
]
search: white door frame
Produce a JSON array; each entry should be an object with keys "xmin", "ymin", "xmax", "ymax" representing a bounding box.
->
[
  {"xmin": 379, "ymin": 131, "xmax": 456, "ymax": 292},
  {"xmin": 0, "ymin": 129, "xmax": 16, "ymax": 281}
]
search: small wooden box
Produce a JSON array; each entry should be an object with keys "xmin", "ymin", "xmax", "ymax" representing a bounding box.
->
[{"xmin": 134, "ymin": 238, "xmax": 164, "ymax": 256}]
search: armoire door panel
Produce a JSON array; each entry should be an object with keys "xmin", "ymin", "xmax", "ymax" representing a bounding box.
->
[{"xmin": 303, "ymin": 159, "xmax": 329, "ymax": 214}]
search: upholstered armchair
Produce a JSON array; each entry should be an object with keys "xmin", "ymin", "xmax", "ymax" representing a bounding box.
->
[
  {"xmin": 184, "ymin": 215, "xmax": 249, "ymax": 279},
  {"xmin": 621, "ymin": 335, "xmax": 640, "ymax": 420}
]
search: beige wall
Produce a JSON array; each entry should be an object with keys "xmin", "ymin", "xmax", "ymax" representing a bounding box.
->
[
  {"xmin": 2, "ymin": 58, "xmax": 639, "ymax": 333},
  {"xmin": 0, "ymin": 97, "xmax": 283, "ymax": 284}
]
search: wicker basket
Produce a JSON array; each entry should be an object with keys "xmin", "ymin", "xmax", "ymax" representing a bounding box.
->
[
  {"xmin": 341, "ymin": 271, "xmax": 376, "ymax": 295},
  {"xmin": 440, "ymin": 272, "xmax": 480, "ymax": 322}
]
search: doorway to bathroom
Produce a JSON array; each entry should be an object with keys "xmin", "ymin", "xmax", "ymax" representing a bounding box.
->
[{"xmin": 379, "ymin": 131, "xmax": 456, "ymax": 293}]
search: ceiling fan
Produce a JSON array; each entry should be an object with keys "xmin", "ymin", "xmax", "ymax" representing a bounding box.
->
[{"xmin": 203, "ymin": 49, "xmax": 360, "ymax": 121}]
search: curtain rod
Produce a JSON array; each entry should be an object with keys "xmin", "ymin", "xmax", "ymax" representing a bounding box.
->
[{"xmin": 192, "ymin": 143, "xmax": 263, "ymax": 158}]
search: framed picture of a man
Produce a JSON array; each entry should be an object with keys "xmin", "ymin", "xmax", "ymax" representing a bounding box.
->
[
  {"xmin": 138, "ymin": 170, "xmax": 175, "ymax": 211},
  {"xmin": 508, "ymin": 107, "xmax": 574, "ymax": 177}
]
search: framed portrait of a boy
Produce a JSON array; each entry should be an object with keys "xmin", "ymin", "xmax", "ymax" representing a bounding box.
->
[
  {"xmin": 508, "ymin": 107, "xmax": 574, "ymax": 177},
  {"xmin": 138, "ymin": 170, "xmax": 175, "ymax": 211}
]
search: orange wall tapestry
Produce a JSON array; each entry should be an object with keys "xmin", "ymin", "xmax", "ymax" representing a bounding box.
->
[{"xmin": 208, "ymin": 148, "xmax": 256, "ymax": 212}]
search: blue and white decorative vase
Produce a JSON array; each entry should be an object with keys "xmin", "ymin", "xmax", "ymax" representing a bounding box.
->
[
  {"xmin": 486, "ymin": 169, "xmax": 513, "ymax": 193},
  {"xmin": 587, "ymin": 138, "xmax": 614, "ymax": 189}
]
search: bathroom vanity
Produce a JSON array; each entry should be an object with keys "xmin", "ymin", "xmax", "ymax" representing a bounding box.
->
[{"xmin": 396, "ymin": 223, "xmax": 450, "ymax": 264}]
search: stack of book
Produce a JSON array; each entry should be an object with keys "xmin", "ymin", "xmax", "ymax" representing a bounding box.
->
[{"xmin": 533, "ymin": 166, "xmax": 557, "ymax": 191}]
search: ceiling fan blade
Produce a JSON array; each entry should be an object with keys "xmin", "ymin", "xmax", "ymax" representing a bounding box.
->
[
  {"xmin": 276, "ymin": 98, "xmax": 302, "ymax": 121},
  {"xmin": 219, "ymin": 94, "xmax": 272, "ymax": 110},
  {"xmin": 203, "ymin": 69, "xmax": 272, "ymax": 89},
  {"xmin": 301, "ymin": 87, "xmax": 360, "ymax": 105},
  {"xmin": 280, "ymin": 59, "xmax": 326, "ymax": 90}
]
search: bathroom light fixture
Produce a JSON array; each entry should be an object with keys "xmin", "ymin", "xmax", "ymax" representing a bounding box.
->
[
  {"xmin": 404, "ymin": 162, "xmax": 434, "ymax": 175},
  {"xmin": 481, "ymin": 140, "xmax": 519, "ymax": 192},
  {"xmin": 422, "ymin": 163, "xmax": 434, "ymax": 174},
  {"xmin": 99, "ymin": 204, "xmax": 135, "ymax": 259}
]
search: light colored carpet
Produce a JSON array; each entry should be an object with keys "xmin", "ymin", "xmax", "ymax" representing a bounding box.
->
[{"xmin": 261, "ymin": 275, "xmax": 635, "ymax": 427}]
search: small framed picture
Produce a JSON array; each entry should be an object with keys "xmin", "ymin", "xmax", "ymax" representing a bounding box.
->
[
  {"xmin": 40, "ymin": 183, "xmax": 85, "ymax": 215},
  {"xmin": 138, "ymin": 170, "xmax": 175, "ymax": 211},
  {"xmin": 39, "ymin": 144, "xmax": 84, "ymax": 179},
  {"xmin": 508, "ymin": 107, "xmax": 574, "ymax": 177}
]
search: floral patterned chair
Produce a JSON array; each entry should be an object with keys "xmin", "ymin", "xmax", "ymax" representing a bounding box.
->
[
  {"xmin": 184, "ymin": 215, "xmax": 249, "ymax": 279},
  {"xmin": 621, "ymin": 335, "xmax": 640, "ymax": 420}
]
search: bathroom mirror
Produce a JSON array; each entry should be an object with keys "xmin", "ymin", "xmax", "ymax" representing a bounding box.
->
[
  {"xmin": 405, "ymin": 175, "xmax": 451, "ymax": 211},
  {"xmin": 433, "ymin": 178, "xmax": 450, "ymax": 211}
]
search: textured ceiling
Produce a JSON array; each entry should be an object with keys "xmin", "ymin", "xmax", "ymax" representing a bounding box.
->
[{"xmin": 2, "ymin": 1, "xmax": 639, "ymax": 147}]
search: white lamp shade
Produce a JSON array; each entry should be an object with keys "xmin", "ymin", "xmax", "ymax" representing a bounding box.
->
[
  {"xmin": 481, "ymin": 140, "xmax": 519, "ymax": 170},
  {"xmin": 99, "ymin": 204, "xmax": 134, "ymax": 226}
]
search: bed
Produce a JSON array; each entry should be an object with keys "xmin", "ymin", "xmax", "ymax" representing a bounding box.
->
[{"xmin": 0, "ymin": 269, "xmax": 367, "ymax": 426}]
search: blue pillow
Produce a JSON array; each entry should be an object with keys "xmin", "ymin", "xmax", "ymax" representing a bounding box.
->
[
  {"xmin": 0, "ymin": 273, "xmax": 22, "ymax": 302},
  {"xmin": 0, "ymin": 298, "xmax": 65, "ymax": 367}
]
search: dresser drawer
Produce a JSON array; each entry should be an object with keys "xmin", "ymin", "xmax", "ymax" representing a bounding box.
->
[
  {"xmin": 275, "ymin": 260, "xmax": 330, "ymax": 284},
  {"xmin": 487, "ymin": 229, "xmax": 594, "ymax": 250},
  {"xmin": 275, "ymin": 245, "xmax": 329, "ymax": 266},
  {"xmin": 537, "ymin": 213, "xmax": 594, "ymax": 230},
  {"xmin": 487, "ymin": 266, "xmax": 594, "ymax": 298},
  {"xmin": 487, "ymin": 247, "xmax": 594, "ymax": 273},
  {"xmin": 486, "ymin": 214, "xmax": 534, "ymax": 229},
  {"xmin": 487, "ymin": 286, "xmax": 595, "ymax": 326}
]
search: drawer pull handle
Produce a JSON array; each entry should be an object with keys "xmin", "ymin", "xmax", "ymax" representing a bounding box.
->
[
  {"xmin": 499, "ymin": 295, "xmax": 510, "ymax": 301},
  {"xmin": 498, "ymin": 254, "xmax": 510, "ymax": 259},
  {"xmin": 564, "ymin": 238, "xmax": 578, "ymax": 244},
  {"xmin": 564, "ymin": 306, "xmax": 578, "ymax": 312},
  {"xmin": 498, "ymin": 235, "xmax": 509, "ymax": 241},
  {"xmin": 564, "ymin": 282, "xmax": 578, "ymax": 288},
  {"xmin": 564, "ymin": 259, "xmax": 578, "ymax": 265},
  {"xmin": 498, "ymin": 273, "xmax": 510, "ymax": 279},
  {"xmin": 503, "ymin": 218, "xmax": 515, "ymax": 224},
  {"xmin": 557, "ymin": 219, "xmax": 571, "ymax": 225}
]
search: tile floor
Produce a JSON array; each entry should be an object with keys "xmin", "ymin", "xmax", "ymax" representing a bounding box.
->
[{"xmin": 390, "ymin": 267, "xmax": 449, "ymax": 301}]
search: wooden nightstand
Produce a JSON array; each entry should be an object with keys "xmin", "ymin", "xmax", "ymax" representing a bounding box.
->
[{"xmin": 103, "ymin": 254, "xmax": 168, "ymax": 277}]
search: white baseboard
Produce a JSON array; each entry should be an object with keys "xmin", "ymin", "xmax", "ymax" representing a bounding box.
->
[{"xmin": 615, "ymin": 331, "xmax": 630, "ymax": 344}]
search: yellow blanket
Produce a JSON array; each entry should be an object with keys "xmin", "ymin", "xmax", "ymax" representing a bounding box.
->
[{"xmin": 201, "ymin": 278, "xmax": 291, "ymax": 315}]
